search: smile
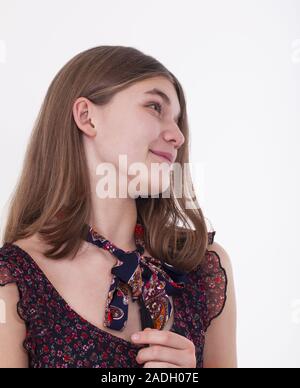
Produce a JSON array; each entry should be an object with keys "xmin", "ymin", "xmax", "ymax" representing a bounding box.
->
[{"xmin": 149, "ymin": 150, "xmax": 173, "ymax": 164}]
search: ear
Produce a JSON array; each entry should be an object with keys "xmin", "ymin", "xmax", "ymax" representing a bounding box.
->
[{"xmin": 72, "ymin": 97, "xmax": 97, "ymax": 137}]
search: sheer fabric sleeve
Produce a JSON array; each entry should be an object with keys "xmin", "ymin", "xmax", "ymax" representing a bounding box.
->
[
  {"xmin": 0, "ymin": 250, "xmax": 31, "ymax": 324},
  {"xmin": 199, "ymin": 232, "xmax": 228, "ymax": 332},
  {"xmin": 0, "ymin": 257, "xmax": 16, "ymax": 286}
]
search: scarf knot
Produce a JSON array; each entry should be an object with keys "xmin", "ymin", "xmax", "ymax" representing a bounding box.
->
[{"xmin": 86, "ymin": 222, "xmax": 188, "ymax": 331}]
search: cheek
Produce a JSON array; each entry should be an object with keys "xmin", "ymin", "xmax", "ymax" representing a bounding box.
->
[
  {"xmin": 135, "ymin": 108, "xmax": 160, "ymax": 140},
  {"xmin": 121, "ymin": 119, "xmax": 158, "ymax": 164},
  {"xmin": 96, "ymin": 139, "xmax": 149, "ymax": 170},
  {"xmin": 96, "ymin": 109, "xmax": 160, "ymax": 168}
]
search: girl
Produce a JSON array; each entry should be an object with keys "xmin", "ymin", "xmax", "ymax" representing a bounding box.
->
[{"xmin": 0, "ymin": 46, "xmax": 237, "ymax": 368}]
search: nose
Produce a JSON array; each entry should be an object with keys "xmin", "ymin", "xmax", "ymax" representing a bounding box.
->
[{"xmin": 162, "ymin": 123, "xmax": 185, "ymax": 150}]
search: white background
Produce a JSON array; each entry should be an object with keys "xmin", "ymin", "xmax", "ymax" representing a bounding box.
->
[{"xmin": 0, "ymin": 0, "xmax": 299, "ymax": 368}]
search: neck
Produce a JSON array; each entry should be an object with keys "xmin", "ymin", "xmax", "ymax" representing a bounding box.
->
[{"xmin": 89, "ymin": 199, "xmax": 139, "ymax": 252}]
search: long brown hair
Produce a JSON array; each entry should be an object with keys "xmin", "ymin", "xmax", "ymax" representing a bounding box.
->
[{"xmin": 1, "ymin": 45, "xmax": 210, "ymax": 273}]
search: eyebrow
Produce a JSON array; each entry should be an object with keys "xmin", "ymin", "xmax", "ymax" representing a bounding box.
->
[{"xmin": 144, "ymin": 88, "xmax": 181, "ymax": 122}]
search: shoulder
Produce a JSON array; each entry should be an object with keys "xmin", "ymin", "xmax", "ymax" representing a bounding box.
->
[
  {"xmin": 204, "ymin": 240, "xmax": 235, "ymax": 311},
  {"xmin": 202, "ymin": 240, "xmax": 238, "ymax": 367},
  {"xmin": 195, "ymin": 239, "xmax": 236, "ymax": 331},
  {"xmin": 0, "ymin": 244, "xmax": 27, "ymax": 327},
  {"xmin": 197, "ymin": 238, "xmax": 233, "ymax": 285},
  {"xmin": 204, "ymin": 240, "xmax": 237, "ymax": 329},
  {"xmin": 0, "ymin": 255, "xmax": 28, "ymax": 367},
  {"xmin": 206, "ymin": 241, "xmax": 234, "ymax": 279},
  {"xmin": 0, "ymin": 243, "xmax": 21, "ymax": 291},
  {"xmin": 10, "ymin": 235, "xmax": 41, "ymax": 255},
  {"xmin": 0, "ymin": 243, "xmax": 16, "ymax": 282},
  {"xmin": 0, "ymin": 238, "xmax": 36, "ymax": 286},
  {"xmin": 0, "ymin": 236, "xmax": 37, "ymax": 259},
  {"xmin": 0, "ymin": 238, "xmax": 31, "ymax": 271},
  {"xmin": 0, "ymin": 235, "xmax": 46, "ymax": 267}
]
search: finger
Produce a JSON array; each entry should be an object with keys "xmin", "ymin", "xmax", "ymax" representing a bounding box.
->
[
  {"xmin": 143, "ymin": 361, "xmax": 179, "ymax": 368},
  {"xmin": 144, "ymin": 328, "xmax": 154, "ymax": 348},
  {"xmin": 131, "ymin": 328, "xmax": 192, "ymax": 350},
  {"xmin": 137, "ymin": 345, "xmax": 186, "ymax": 366}
]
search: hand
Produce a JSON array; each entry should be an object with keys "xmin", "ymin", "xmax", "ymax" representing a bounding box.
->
[{"xmin": 131, "ymin": 328, "xmax": 196, "ymax": 368}]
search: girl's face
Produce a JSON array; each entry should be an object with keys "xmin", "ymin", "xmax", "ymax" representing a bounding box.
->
[{"xmin": 75, "ymin": 76, "xmax": 185, "ymax": 198}]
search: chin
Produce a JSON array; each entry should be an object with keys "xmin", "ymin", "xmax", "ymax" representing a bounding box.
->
[{"xmin": 148, "ymin": 179, "xmax": 172, "ymax": 197}]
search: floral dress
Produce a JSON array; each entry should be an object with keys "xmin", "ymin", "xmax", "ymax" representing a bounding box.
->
[{"xmin": 0, "ymin": 231, "xmax": 227, "ymax": 368}]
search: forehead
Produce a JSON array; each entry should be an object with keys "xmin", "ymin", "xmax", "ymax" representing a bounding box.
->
[{"xmin": 132, "ymin": 76, "xmax": 176, "ymax": 94}]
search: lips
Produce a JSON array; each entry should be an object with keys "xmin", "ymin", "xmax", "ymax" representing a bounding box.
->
[{"xmin": 149, "ymin": 150, "xmax": 174, "ymax": 163}]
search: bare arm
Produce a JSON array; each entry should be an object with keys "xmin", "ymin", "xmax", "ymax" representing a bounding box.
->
[
  {"xmin": 0, "ymin": 283, "xmax": 29, "ymax": 368},
  {"xmin": 202, "ymin": 241, "xmax": 238, "ymax": 368}
]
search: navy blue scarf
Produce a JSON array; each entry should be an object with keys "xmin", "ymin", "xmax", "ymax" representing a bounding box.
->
[{"xmin": 85, "ymin": 223, "xmax": 188, "ymax": 331}]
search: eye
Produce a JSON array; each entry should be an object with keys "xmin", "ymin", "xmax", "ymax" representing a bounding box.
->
[{"xmin": 147, "ymin": 101, "xmax": 163, "ymax": 115}]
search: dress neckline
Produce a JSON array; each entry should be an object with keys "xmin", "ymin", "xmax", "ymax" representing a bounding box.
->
[{"xmin": 3, "ymin": 241, "xmax": 180, "ymax": 348}]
